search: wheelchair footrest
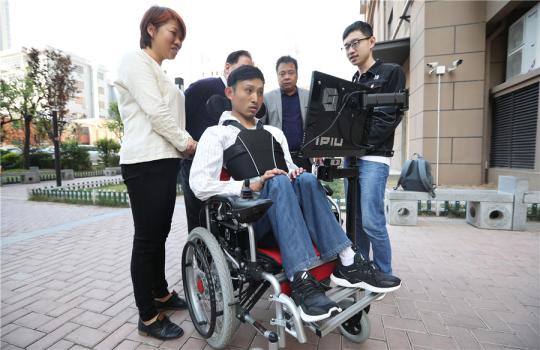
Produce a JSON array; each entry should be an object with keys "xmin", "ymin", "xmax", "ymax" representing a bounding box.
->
[{"xmin": 305, "ymin": 287, "xmax": 379, "ymax": 338}]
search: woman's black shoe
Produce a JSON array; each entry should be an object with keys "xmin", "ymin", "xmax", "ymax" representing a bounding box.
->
[
  {"xmin": 155, "ymin": 290, "xmax": 187, "ymax": 311},
  {"xmin": 138, "ymin": 314, "xmax": 184, "ymax": 340}
]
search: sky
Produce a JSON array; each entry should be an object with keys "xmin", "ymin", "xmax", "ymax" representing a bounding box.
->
[{"xmin": 9, "ymin": 0, "xmax": 363, "ymax": 90}]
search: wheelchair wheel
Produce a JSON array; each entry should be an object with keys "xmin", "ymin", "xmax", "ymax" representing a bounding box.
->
[
  {"xmin": 338, "ymin": 298, "xmax": 371, "ymax": 343},
  {"xmin": 182, "ymin": 227, "xmax": 239, "ymax": 349}
]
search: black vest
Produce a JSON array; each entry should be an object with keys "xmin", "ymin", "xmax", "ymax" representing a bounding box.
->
[{"xmin": 223, "ymin": 120, "xmax": 288, "ymax": 180}]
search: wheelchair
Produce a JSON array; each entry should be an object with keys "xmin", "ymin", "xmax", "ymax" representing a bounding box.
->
[{"xmin": 181, "ymin": 180, "xmax": 380, "ymax": 350}]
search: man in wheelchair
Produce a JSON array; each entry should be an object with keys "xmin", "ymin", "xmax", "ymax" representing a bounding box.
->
[{"xmin": 190, "ymin": 65, "xmax": 401, "ymax": 323}]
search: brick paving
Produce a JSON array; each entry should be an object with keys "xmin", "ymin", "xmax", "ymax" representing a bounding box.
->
[{"xmin": 1, "ymin": 178, "xmax": 539, "ymax": 349}]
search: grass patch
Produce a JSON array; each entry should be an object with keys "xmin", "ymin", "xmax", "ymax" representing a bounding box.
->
[
  {"xmin": 84, "ymin": 183, "xmax": 127, "ymax": 192},
  {"xmin": 322, "ymin": 178, "xmax": 345, "ymax": 200}
]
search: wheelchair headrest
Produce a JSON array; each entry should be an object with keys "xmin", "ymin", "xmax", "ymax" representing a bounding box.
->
[{"xmin": 206, "ymin": 95, "xmax": 231, "ymax": 120}]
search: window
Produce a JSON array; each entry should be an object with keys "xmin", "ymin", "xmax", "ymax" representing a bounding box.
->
[
  {"xmin": 73, "ymin": 65, "xmax": 83, "ymax": 74},
  {"xmin": 74, "ymin": 95, "xmax": 85, "ymax": 107},
  {"xmin": 507, "ymin": 4, "xmax": 539, "ymax": 79},
  {"xmin": 490, "ymin": 82, "xmax": 538, "ymax": 169}
]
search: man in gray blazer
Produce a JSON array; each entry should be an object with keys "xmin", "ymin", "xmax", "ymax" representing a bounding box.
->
[{"xmin": 263, "ymin": 56, "xmax": 311, "ymax": 170}]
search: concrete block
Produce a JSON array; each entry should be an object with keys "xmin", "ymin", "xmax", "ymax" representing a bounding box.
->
[
  {"xmin": 466, "ymin": 201, "xmax": 513, "ymax": 230},
  {"xmin": 61, "ymin": 169, "xmax": 74, "ymax": 180},
  {"xmin": 21, "ymin": 171, "xmax": 40, "ymax": 184},
  {"xmin": 386, "ymin": 189, "xmax": 513, "ymax": 202},
  {"xmin": 29, "ymin": 166, "xmax": 40, "ymax": 172},
  {"xmin": 103, "ymin": 167, "xmax": 120, "ymax": 176},
  {"xmin": 386, "ymin": 189, "xmax": 430, "ymax": 201},
  {"xmin": 524, "ymin": 192, "xmax": 540, "ymax": 204},
  {"xmin": 386, "ymin": 200, "xmax": 418, "ymax": 226},
  {"xmin": 498, "ymin": 176, "xmax": 528, "ymax": 231}
]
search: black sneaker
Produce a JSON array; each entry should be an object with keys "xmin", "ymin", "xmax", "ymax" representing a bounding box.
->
[
  {"xmin": 331, "ymin": 254, "xmax": 401, "ymax": 293},
  {"xmin": 291, "ymin": 271, "xmax": 341, "ymax": 322}
]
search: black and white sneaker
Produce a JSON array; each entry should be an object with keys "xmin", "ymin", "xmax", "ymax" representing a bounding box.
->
[
  {"xmin": 331, "ymin": 254, "xmax": 401, "ymax": 293},
  {"xmin": 291, "ymin": 271, "xmax": 341, "ymax": 322}
]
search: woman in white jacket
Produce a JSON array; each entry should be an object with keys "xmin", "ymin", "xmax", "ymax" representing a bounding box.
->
[{"xmin": 114, "ymin": 5, "xmax": 196, "ymax": 340}]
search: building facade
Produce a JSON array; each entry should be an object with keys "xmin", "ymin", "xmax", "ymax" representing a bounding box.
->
[
  {"xmin": 362, "ymin": 0, "xmax": 539, "ymax": 189},
  {"xmin": 69, "ymin": 53, "xmax": 114, "ymax": 121},
  {"xmin": 0, "ymin": 0, "xmax": 11, "ymax": 51},
  {"xmin": 0, "ymin": 47, "xmax": 117, "ymax": 145}
]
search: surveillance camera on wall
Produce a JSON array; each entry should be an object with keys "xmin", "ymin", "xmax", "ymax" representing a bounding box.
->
[
  {"xmin": 448, "ymin": 58, "xmax": 463, "ymax": 72},
  {"xmin": 426, "ymin": 62, "xmax": 438, "ymax": 69}
]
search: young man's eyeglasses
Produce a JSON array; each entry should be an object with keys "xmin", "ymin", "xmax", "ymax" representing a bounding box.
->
[{"xmin": 342, "ymin": 37, "xmax": 371, "ymax": 51}]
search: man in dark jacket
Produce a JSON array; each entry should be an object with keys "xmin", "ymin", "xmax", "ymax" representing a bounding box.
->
[
  {"xmin": 342, "ymin": 21, "xmax": 406, "ymax": 275},
  {"xmin": 180, "ymin": 50, "xmax": 253, "ymax": 231}
]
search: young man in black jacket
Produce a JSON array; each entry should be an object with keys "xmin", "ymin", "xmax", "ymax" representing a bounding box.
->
[
  {"xmin": 180, "ymin": 50, "xmax": 253, "ymax": 231},
  {"xmin": 342, "ymin": 21, "xmax": 406, "ymax": 275}
]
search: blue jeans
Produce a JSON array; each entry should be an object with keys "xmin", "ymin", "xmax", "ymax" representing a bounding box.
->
[
  {"xmin": 350, "ymin": 159, "xmax": 392, "ymax": 274},
  {"xmin": 254, "ymin": 173, "xmax": 352, "ymax": 279}
]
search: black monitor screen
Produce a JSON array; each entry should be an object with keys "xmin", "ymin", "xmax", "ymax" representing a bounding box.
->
[{"xmin": 301, "ymin": 71, "xmax": 372, "ymax": 157}]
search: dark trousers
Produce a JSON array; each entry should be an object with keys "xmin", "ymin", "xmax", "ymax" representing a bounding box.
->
[
  {"xmin": 121, "ymin": 158, "xmax": 180, "ymax": 321},
  {"xmin": 179, "ymin": 159, "xmax": 205, "ymax": 232}
]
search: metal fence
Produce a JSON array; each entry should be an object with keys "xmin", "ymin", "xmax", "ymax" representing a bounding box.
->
[
  {"xmin": 29, "ymin": 178, "xmax": 128, "ymax": 207},
  {"xmin": 1, "ymin": 169, "xmax": 105, "ymax": 185},
  {"xmin": 29, "ymin": 180, "xmax": 183, "ymax": 208},
  {"xmin": 30, "ymin": 187, "xmax": 130, "ymax": 207},
  {"xmin": 1, "ymin": 175, "xmax": 23, "ymax": 185}
]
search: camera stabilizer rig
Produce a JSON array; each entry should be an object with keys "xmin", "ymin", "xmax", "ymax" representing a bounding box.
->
[{"xmin": 303, "ymin": 86, "xmax": 409, "ymax": 243}]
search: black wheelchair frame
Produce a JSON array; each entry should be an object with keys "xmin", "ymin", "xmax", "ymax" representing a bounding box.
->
[
  {"xmin": 181, "ymin": 181, "xmax": 377, "ymax": 350},
  {"xmin": 181, "ymin": 81, "xmax": 408, "ymax": 349}
]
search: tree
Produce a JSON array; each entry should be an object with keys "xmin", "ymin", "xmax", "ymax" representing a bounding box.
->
[
  {"xmin": 0, "ymin": 80, "xmax": 21, "ymax": 141},
  {"xmin": 0, "ymin": 79, "xmax": 18, "ymax": 128},
  {"xmin": 35, "ymin": 48, "xmax": 78, "ymax": 143},
  {"xmin": 0, "ymin": 48, "xmax": 47, "ymax": 168},
  {"xmin": 0, "ymin": 47, "xmax": 78, "ymax": 169},
  {"xmin": 96, "ymin": 138, "xmax": 120, "ymax": 167},
  {"xmin": 106, "ymin": 102, "xmax": 124, "ymax": 141}
]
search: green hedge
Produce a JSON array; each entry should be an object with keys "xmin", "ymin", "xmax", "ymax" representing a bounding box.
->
[
  {"xmin": 29, "ymin": 152, "xmax": 54, "ymax": 169},
  {"xmin": 1, "ymin": 152, "xmax": 22, "ymax": 169}
]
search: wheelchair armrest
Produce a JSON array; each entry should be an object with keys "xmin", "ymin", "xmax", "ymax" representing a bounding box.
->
[
  {"xmin": 207, "ymin": 194, "xmax": 240, "ymax": 207},
  {"xmin": 207, "ymin": 195, "xmax": 273, "ymax": 223},
  {"xmin": 320, "ymin": 182, "xmax": 334, "ymax": 197}
]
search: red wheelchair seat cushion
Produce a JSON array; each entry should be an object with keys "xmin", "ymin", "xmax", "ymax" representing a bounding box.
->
[{"xmin": 257, "ymin": 246, "xmax": 336, "ymax": 296}]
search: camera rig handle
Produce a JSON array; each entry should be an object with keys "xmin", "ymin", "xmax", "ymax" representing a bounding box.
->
[{"xmin": 346, "ymin": 89, "xmax": 409, "ymax": 113}]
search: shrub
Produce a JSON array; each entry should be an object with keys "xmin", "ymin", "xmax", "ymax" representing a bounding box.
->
[
  {"xmin": 29, "ymin": 151, "xmax": 54, "ymax": 169},
  {"xmin": 1, "ymin": 152, "xmax": 23, "ymax": 169},
  {"xmin": 109, "ymin": 154, "xmax": 120, "ymax": 166},
  {"xmin": 96, "ymin": 138, "xmax": 121, "ymax": 167},
  {"xmin": 61, "ymin": 141, "xmax": 92, "ymax": 171}
]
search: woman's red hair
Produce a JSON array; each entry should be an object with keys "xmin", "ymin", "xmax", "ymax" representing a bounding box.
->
[{"xmin": 139, "ymin": 6, "xmax": 186, "ymax": 49}]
